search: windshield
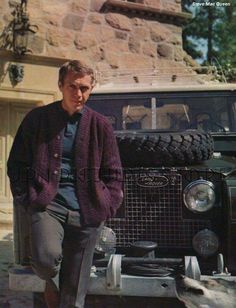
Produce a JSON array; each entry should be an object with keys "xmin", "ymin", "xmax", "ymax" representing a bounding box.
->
[{"xmin": 88, "ymin": 93, "xmax": 236, "ymax": 132}]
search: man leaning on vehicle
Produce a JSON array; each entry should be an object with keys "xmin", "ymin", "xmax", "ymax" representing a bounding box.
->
[{"xmin": 7, "ymin": 60, "xmax": 123, "ymax": 308}]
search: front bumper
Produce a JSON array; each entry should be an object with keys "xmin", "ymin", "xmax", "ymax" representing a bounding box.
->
[{"xmin": 9, "ymin": 254, "xmax": 235, "ymax": 297}]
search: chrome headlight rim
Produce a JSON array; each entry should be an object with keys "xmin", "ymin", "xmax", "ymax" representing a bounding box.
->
[
  {"xmin": 183, "ymin": 179, "xmax": 215, "ymax": 213},
  {"xmin": 192, "ymin": 229, "xmax": 219, "ymax": 257}
]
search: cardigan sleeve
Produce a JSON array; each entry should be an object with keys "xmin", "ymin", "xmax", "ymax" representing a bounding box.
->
[
  {"xmin": 100, "ymin": 122, "xmax": 123, "ymax": 218},
  {"xmin": 7, "ymin": 112, "xmax": 33, "ymax": 207}
]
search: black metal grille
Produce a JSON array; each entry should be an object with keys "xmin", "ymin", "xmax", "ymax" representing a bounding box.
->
[{"xmin": 107, "ymin": 169, "xmax": 212, "ymax": 248}]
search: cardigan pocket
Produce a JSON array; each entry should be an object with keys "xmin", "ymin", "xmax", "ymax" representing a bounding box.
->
[
  {"xmin": 28, "ymin": 173, "xmax": 52, "ymax": 207},
  {"xmin": 95, "ymin": 181, "xmax": 112, "ymax": 218}
]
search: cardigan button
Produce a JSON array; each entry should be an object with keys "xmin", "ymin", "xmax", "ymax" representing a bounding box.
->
[
  {"xmin": 57, "ymin": 135, "xmax": 61, "ymax": 140},
  {"xmin": 53, "ymin": 170, "xmax": 59, "ymax": 175},
  {"xmin": 54, "ymin": 153, "xmax": 59, "ymax": 158}
]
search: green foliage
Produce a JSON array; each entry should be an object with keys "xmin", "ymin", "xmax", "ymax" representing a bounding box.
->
[
  {"xmin": 215, "ymin": 6, "xmax": 236, "ymax": 66},
  {"xmin": 182, "ymin": 0, "xmax": 236, "ymax": 74},
  {"xmin": 214, "ymin": 62, "xmax": 236, "ymax": 82}
]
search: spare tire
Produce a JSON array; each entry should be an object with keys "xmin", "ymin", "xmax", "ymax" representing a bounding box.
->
[{"xmin": 115, "ymin": 130, "xmax": 214, "ymax": 167}]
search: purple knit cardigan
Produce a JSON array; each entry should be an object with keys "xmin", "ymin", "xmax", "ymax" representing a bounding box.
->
[{"xmin": 7, "ymin": 101, "xmax": 123, "ymax": 225}]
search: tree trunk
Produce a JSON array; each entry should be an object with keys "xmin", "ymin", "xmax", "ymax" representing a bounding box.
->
[{"xmin": 207, "ymin": 6, "xmax": 213, "ymax": 63}]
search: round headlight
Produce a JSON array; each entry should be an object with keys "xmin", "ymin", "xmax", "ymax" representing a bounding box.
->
[
  {"xmin": 183, "ymin": 180, "xmax": 215, "ymax": 213},
  {"xmin": 192, "ymin": 229, "xmax": 219, "ymax": 257}
]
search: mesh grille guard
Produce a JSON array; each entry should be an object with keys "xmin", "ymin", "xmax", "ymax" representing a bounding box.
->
[{"xmin": 107, "ymin": 169, "xmax": 213, "ymax": 249}]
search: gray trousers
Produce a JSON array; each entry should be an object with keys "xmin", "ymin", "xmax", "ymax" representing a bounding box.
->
[{"xmin": 27, "ymin": 206, "xmax": 103, "ymax": 308}]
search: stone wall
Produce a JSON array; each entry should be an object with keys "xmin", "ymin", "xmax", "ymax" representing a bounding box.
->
[{"xmin": 0, "ymin": 0, "xmax": 193, "ymax": 74}]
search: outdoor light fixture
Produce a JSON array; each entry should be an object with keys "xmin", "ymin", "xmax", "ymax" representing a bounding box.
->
[
  {"xmin": 0, "ymin": 0, "xmax": 38, "ymax": 57},
  {"xmin": 11, "ymin": 0, "xmax": 38, "ymax": 56},
  {"xmin": 1, "ymin": 1, "xmax": 38, "ymax": 85}
]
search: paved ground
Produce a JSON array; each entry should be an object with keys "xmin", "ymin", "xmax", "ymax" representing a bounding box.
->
[{"xmin": 0, "ymin": 228, "xmax": 33, "ymax": 308}]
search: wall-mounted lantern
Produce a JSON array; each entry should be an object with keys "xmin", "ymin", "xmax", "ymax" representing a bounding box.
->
[
  {"xmin": 0, "ymin": 0, "xmax": 38, "ymax": 57},
  {"xmin": 12, "ymin": 0, "xmax": 38, "ymax": 56},
  {"xmin": 0, "ymin": 1, "xmax": 38, "ymax": 85}
]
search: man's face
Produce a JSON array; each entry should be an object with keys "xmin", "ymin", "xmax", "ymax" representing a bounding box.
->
[{"xmin": 59, "ymin": 71, "xmax": 94, "ymax": 115}]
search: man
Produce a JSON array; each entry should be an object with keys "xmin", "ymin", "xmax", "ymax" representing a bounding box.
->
[{"xmin": 7, "ymin": 60, "xmax": 123, "ymax": 308}]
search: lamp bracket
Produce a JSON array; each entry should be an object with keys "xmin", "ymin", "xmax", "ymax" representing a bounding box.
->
[{"xmin": 9, "ymin": 63, "xmax": 24, "ymax": 85}]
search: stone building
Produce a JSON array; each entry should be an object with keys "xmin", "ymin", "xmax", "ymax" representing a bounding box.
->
[{"xmin": 0, "ymin": 0, "xmax": 201, "ymax": 225}]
